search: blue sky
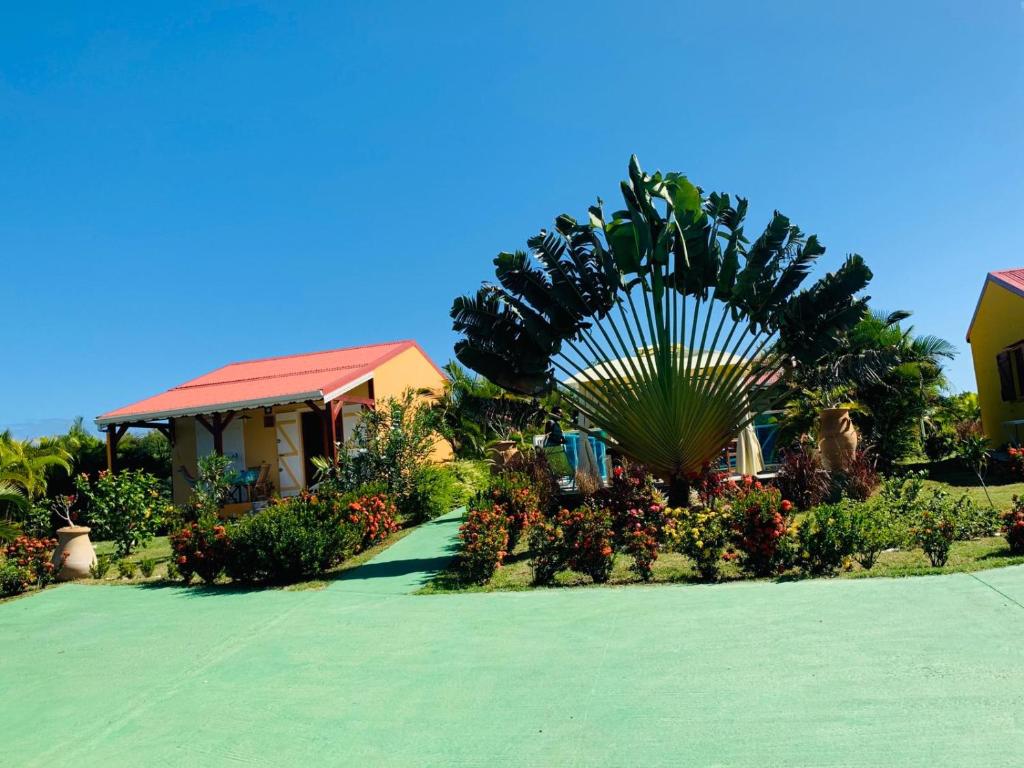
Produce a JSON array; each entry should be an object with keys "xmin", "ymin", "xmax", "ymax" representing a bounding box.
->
[{"xmin": 2, "ymin": 1, "xmax": 1021, "ymax": 437}]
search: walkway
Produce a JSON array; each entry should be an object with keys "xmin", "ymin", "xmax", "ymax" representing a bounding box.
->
[
  {"xmin": 331, "ymin": 507, "xmax": 464, "ymax": 595},
  {"xmin": 3, "ymin": 534, "xmax": 1024, "ymax": 766}
]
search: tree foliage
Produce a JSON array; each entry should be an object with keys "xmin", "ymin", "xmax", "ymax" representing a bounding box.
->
[{"xmin": 451, "ymin": 157, "xmax": 871, "ymax": 491}]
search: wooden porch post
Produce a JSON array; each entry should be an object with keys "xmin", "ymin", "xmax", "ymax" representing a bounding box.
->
[
  {"xmin": 105, "ymin": 424, "xmax": 128, "ymax": 474},
  {"xmin": 212, "ymin": 413, "xmax": 224, "ymax": 455}
]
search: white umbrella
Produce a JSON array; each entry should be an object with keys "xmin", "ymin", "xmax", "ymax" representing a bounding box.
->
[{"xmin": 735, "ymin": 419, "xmax": 764, "ymax": 476}]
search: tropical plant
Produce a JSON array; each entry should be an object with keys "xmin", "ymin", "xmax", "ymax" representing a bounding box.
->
[
  {"xmin": 451, "ymin": 157, "xmax": 871, "ymax": 503},
  {"xmin": 0, "ymin": 430, "xmax": 72, "ymax": 536},
  {"xmin": 956, "ymin": 434, "xmax": 994, "ymax": 508},
  {"xmin": 429, "ymin": 362, "xmax": 546, "ymax": 458},
  {"xmin": 74, "ymin": 469, "xmax": 165, "ymax": 557},
  {"xmin": 782, "ymin": 310, "xmax": 956, "ymax": 466}
]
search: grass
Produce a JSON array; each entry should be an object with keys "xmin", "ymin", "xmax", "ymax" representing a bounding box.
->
[{"xmin": 421, "ymin": 459, "xmax": 1024, "ymax": 594}]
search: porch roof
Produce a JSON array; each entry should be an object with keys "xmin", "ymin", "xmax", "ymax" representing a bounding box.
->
[{"xmin": 96, "ymin": 340, "xmax": 426, "ymax": 426}]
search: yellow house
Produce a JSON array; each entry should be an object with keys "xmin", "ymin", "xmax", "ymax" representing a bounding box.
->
[
  {"xmin": 96, "ymin": 340, "xmax": 451, "ymax": 505},
  {"xmin": 967, "ymin": 269, "xmax": 1024, "ymax": 445}
]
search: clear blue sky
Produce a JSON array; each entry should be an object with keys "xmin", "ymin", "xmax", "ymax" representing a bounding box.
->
[{"xmin": 2, "ymin": 1, "xmax": 1022, "ymax": 437}]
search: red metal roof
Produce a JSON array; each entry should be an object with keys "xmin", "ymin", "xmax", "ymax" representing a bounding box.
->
[
  {"xmin": 97, "ymin": 340, "xmax": 437, "ymax": 425},
  {"xmin": 966, "ymin": 269, "xmax": 1024, "ymax": 342}
]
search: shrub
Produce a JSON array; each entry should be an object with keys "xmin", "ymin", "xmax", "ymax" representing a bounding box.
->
[
  {"xmin": 727, "ymin": 482, "xmax": 796, "ymax": 577},
  {"xmin": 0, "ymin": 559, "xmax": 29, "ymax": 597},
  {"xmin": 402, "ymin": 465, "xmax": 460, "ymax": 524},
  {"xmin": 499, "ymin": 447, "xmax": 560, "ymax": 514},
  {"xmin": 797, "ymin": 501, "xmax": 859, "ymax": 575},
  {"xmin": 227, "ymin": 494, "xmax": 361, "ymax": 584},
  {"xmin": 876, "ymin": 472, "xmax": 927, "ymax": 521},
  {"xmin": 457, "ymin": 503, "xmax": 509, "ymax": 584},
  {"xmin": 449, "ymin": 459, "xmax": 490, "ymax": 506},
  {"xmin": 850, "ymin": 497, "xmax": 904, "ymax": 569},
  {"xmin": 775, "ymin": 445, "xmax": 830, "ymax": 511},
  {"xmin": 833, "ymin": 449, "xmax": 880, "ymax": 501},
  {"xmin": 687, "ymin": 464, "xmax": 731, "ymax": 508},
  {"xmin": 3, "ymin": 535, "xmax": 62, "ymax": 588},
  {"xmin": 89, "ymin": 554, "xmax": 113, "ymax": 579},
  {"xmin": 528, "ymin": 515, "xmax": 567, "ymax": 585},
  {"xmin": 559, "ymin": 504, "xmax": 617, "ymax": 584},
  {"xmin": 667, "ymin": 505, "xmax": 731, "ymax": 582},
  {"xmin": 956, "ymin": 496, "xmax": 1000, "ymax": 539},
  {"xmin": 138, "ymin": 558, "xmax": 156, "ymax": 578},
  {"xmin": 74, "ymin": 469, "xmax": 165, "ymax": 556},
  {"xmin": 486, "ymin": 473, "xmax": 540, "ymax": 551},
  {"xmin": 117, "ymin": 559, "xmax": 137, "ymax": 579},
  {"xmin": 620, "ymin": 517, "xmax": 660, "ymax": 581},
  {"xmin": 170, "ymin": 518, "xmax": 231, "ymax": 584},
  {"xmin": 344, "ymin": 491, "xmax": 401, "ymax": 552},
  {"xmin": 909, "ymin": 490, "xmax": 961, "ymax": 567},
  {"xmin": 1004, "ymin": 496, "xmax": 1024, "ymax": 555}
]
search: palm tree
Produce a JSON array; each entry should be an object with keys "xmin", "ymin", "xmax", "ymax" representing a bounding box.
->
[
  {"xmin": 782, "ymin": 310, "xmax": 956, "ymax": 465},
  {"xmin": 0, "ymin": 430, "xmax": 72, "ymax": 538},
  {"xmin": 451, "ymin": 157, "xmax": 871, "ymax": 503},
  {"xmin": 429, "ymin": 362, "xmax": 545, "ymax": 457}
]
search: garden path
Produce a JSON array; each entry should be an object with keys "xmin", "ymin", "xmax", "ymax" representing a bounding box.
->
[{"xmin": 331, "ymin": 507, "xmax": 464, "ymax": 595}]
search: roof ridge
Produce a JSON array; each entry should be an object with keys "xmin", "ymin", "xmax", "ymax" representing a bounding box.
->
[{"xmin": 224, "ymin": 339, "xmax": 413, "ymax": 367}]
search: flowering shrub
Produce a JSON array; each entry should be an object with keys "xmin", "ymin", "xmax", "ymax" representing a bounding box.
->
[
  {"xmin": 1008, "ymin": 446, "xmax": 1024, "ymax": 480},
  {"xmin": 487, "ymin": 473, "xmax": 540, "ymax": 551},
  {"xmin": 226, "ymin": 493, "xmax": 362, "ymax": 584},
  {"xmin": 796, "ymin": 501, "xmax": 859, "ymax": 575},
  {"xmin": 170, "ymin": 518, "xmax": 231, "ymax": 584},
  {"xmin": 528, "ymin": 515, "xmax": 567, "ymax": 585},
  {"xmin": 345, "ymin": 492, "xmax": 401, "ymax": 552},
  {"xmin": 457, "ymin": 503, "xmax": 509, "ymax": 584},
  {"xmin": 908, "ymin": 490, "xmax": 961, "ymax": 567},
  {"xmin": 727, "ymin": 482, "xmax": 796, "ymax": 577},
  {"xmin": 598, "ymin": 462, "xmax": 662, "ymax": 526},
  {"xmin": 620, "ymin": 517, "xmax": 660, "ymax": 581},
  {"xmin": 667, "ymin": 506, "xmax": 731, "ymax": 582},
  {"xmin": 686, "ymin": 464, "xmax": 731, "ymax": 508},
  {"xmin": 1004, "ymin": 496, "xmax": 1024, "ymax": 555},
  {"xmin": 74, "ymin": 469, "xmax": 165, "ymax": 557},
  {"xmin": 1, "ymin": 536, "xmax": 63, "ymax": 595},
  {"xmin": 560, "ymin": 505, "xmax": 617, "ymax": 583}
]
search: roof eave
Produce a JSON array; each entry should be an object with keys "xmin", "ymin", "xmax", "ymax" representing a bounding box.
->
[{"xmin": 95, "ymin": 390, "xmax": 326, "ymax": 427}]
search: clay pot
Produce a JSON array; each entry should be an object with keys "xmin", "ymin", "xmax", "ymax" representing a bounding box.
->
[
  {"xmin": 817, "ymin": 408, "xmax": 858, "ymax": 472},
  {"xmin": 52, "ymin": 526, "xmax": 97, "ymax": 581},
  {"xmin": 488, "ymin": 440, "xmax": 522, "ymax": 473}
]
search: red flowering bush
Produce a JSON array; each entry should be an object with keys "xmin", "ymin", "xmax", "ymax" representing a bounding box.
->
[
  {"xmin": 458, "ymin": 503, "xmax": 509, "ymax": 584},
  {"xmin": 620, "ymin": 518, "xmax": 660, "ymax": 581},
  {"xmin": 345, "ymin": 492, "xmax": 400, "ymax": 552},
  {"xmin": 727, "ymin": 481, "xmax": 796, "ymax": 577},
  {"xmin": 1008, "ymin": 447, "xmax": 1024, "ymax": 480},
  {"xmin": 2, "ymin": 536, "xmax": 63, "ymax": 593},
  {"xmin": 487, "ymin": 473, "xmax": 540, "ymax": 551},
  {"xmin": 532, "ymin": 504, "xmax": 617, "ymax": 584},
  {"xmin": 1004, "ymin": 496, "xmax": 1024, "ymax": 555},
  {"xmin": 170, "ymin": 518, "xmax": 231, "ymax": 584},
  {"xmin": 687, "ymin": 463, "xmax": 731, "ymax": 508}
]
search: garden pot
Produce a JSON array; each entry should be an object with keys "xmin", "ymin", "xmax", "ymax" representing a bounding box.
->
[
  {"xmin": 52, "ymin": 526, "xmax": 97, "ymax": 581},
  {"xmin": 817, "ymin": 407, "xmax": 858, "ymax": 472},
  {"xmin": 489, "ymin": 440, "xmax": 521, "ymax": 473}
]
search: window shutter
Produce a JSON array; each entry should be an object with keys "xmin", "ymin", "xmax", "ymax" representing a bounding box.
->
[
  {"xmin": 1014, "ymin": 346, "xmax": 1024, "ymax": 400},
  {"xmin": 998, "ymin": 351, "xmax": 1015, "ymax": 401}
]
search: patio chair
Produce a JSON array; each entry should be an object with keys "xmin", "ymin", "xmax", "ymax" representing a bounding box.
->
[{"xmin": 251, "ymin": 463, "xmax": 272, "ymax": 501}]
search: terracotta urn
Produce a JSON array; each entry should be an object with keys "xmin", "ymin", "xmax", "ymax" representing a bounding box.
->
[
  {"xmin": 52, "ymin": 526, "xmax": 97, "ymax": 581},
  {"xmin": 489, "ymin": 440, "xmax": 522, "ymax": 473},
  {"xmin": 817, "ymin": 407, "xmax": 858, "ymax": 472}
]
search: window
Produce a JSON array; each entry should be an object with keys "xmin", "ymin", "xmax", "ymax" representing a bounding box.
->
[{"xmin": 997, "ymin": 351, "xmax": 1015, "ymax": 401}]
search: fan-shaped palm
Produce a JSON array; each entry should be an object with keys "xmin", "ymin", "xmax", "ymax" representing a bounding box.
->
[{"xmin": 452, "ymin": 157, "xmax": 871, "ymax": 500}]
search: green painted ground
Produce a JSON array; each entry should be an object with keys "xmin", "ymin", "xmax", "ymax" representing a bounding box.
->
[{"xmin": 3, "ymin": 510, "xmax": 1024, "ymax": 767}]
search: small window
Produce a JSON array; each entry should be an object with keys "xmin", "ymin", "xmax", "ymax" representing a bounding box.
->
[
  {"xmin": 997, "ymin": 351, "xmax": 1015, "ymax": 401},
  {"xmin": 1013, "ymin": 346, "xmax": 1024, "ymax": 399}
]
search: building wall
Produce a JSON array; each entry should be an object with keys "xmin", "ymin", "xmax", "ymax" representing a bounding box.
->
[
  {"xmin": 371, "ymin": 346, "xmax": 453, "ymax": 462},
  {"xmin": 169, "ymin": 403, "xmax": 313, "ymax": 505},
  {"xmin": 969, "ymin": 280, "xmax": 1024, "ymax": 443}
]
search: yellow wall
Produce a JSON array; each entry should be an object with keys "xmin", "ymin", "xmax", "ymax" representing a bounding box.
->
[
  {"xmin": 371, "ymin": 346, "xmax": 453, "ymax": 462},
  {"xmin": 969, "ymin": 280, "xmax": 1024, "ymax": 444},
  {"xmin": 169, "ymin": 403, "xmax": 312, "ymax": 504}
]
